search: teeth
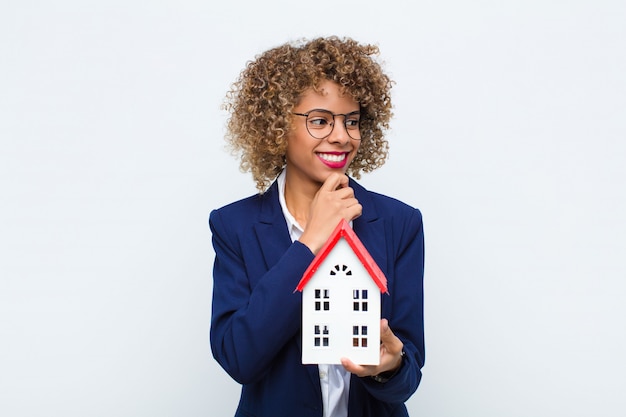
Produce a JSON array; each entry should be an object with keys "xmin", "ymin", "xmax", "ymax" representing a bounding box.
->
[{"xmin": 318, "ymin": 153, "xmax": 346, "ymax": 162}]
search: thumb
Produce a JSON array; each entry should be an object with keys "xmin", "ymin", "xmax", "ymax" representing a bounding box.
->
[
  {"xmin": 380, "ymin": 318, "xmax": 401, "ymax": 349},
  {"xmin": 380, "ymin": 318, "xmax": 392, "ymax": 341}
]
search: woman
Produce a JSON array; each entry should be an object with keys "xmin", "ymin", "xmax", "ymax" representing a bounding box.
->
[{"xmin": 209, "ymin": 36, "xmax": 425, "ymax": 417}]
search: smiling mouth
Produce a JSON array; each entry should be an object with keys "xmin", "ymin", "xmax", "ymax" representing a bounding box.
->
[
  {"xmin": 316, "ymin": 152, "xmax": 349, "ymax": 169},
  {"xmin": 317, "ymin": 152, "xmax": 347, "ymax": 162}
]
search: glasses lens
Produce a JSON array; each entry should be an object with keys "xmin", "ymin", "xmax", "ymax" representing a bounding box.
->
[
  {"xmin": 344, "ymin": 113, "xmax": 361, "ymax": 140},
  {"xmin": 305, "ymin": 110, "xmax": 361, "ymax": 140},
  {"xmin": 305, "ymin": 110, "xmax": 334, "ymax": 139}
]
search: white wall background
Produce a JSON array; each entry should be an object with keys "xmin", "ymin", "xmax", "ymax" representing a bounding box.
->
[{"xmin": 1, "ymin": 1, "xmax": 625, "ymax": 416}]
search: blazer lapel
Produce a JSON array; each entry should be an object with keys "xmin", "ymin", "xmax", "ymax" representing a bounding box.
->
[
  {"xmin": 351, "ymin": 180, "xmax": 388, "ymax": 278},
  {"xmin": 253, "ymin": 182, "xmax": 292, "ymax": 271}
]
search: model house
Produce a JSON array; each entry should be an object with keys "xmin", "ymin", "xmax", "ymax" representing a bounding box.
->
[{"xmin": 295, "ymin": 219, "xmax": 388, "ymax": 365}]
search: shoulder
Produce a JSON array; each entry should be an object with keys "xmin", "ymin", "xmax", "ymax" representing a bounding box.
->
[
  {"xmin": 209, "ymin": 181, "xmax": 284, "ymax": 245},
  {"xmin": 211, "ymin": 192, "xmax": 264, "ymax": 220},
  {"xmin": 351, "ymin": 179, "xmax": 423, "ymax": 224}
]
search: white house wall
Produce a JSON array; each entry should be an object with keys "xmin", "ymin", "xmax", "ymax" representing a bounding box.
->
[{"xmin": 301, "ymin": 239, "xmax": 381, "ymax": 365}]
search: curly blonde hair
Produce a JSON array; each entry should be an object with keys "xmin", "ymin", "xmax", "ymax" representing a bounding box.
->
[{"xmin": 222, "ymin": 36, "xmax": 393, "ymax": 191}]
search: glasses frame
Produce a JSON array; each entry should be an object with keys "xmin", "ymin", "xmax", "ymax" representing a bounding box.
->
[{"xmin": 293, "ymin": 108, "xmax": 362, "ymax": 141}]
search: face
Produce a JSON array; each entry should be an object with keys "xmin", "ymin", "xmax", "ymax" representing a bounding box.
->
[{"xmin": 285, "ymin": 80, "xmax": 361, "ymax": 189}]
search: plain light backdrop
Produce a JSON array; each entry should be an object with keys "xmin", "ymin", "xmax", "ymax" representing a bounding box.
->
[{"xmin": 1, "ymin": 1, "xmax": 625, "ymax": 416}]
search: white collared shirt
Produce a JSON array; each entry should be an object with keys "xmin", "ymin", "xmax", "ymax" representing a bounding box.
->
[{"xmin": 277, "ymin": 169, "xmax": 350, "ymax": 417}]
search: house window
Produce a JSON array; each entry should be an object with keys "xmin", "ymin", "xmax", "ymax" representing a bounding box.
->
[
  {"xmin": 352, "ymin": 289, "xmax": 369, "ymax": 312},
  {"xmin": 314, "ymin": 324, "xmax": 330, "ymax": 347},
  {"xmin": 330, "ymin": 264, "xmax": 352, "ymax": 276},
  {"xmin": 314, "ymin": 289, "xmax": 330, "ymax": 311},
  {"xmin": 352, "ymin": 325, "xmax": 368, "ymax": 348}
]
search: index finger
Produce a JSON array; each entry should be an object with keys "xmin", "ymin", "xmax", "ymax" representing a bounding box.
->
[
  {"xmin": 321, "ymin": 173, "xmax": 349, "ymax": 191},
  {"xmin": 340, "ymin": 357, "xmax": 369, "ymax": 377}
]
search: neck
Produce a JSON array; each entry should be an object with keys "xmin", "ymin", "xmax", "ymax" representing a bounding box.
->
[{"xmin": 283, "ymin": 171, "xmax": 322, "ymax": 229}]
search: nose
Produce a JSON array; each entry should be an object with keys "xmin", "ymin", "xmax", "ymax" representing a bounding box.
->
[{"xmin": 327, "ymin": 116, "xmax": 350, "ymax": 145}]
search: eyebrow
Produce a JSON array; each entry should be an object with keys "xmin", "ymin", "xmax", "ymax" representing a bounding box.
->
[{"xmin": 295, "ymin": 109, "xmax": 361, "ymax": 116}]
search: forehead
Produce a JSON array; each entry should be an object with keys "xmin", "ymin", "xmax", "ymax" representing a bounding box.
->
[{"xmin": 295, "ymin": 80, "xmax": 359, "ymax": 111}]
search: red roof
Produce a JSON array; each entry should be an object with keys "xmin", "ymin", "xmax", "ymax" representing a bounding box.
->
[{"xmin": 295, "ymin": 219, "xmax": 388, "ymax": 293}]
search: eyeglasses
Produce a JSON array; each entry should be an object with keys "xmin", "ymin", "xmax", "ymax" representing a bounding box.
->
[{"xmin": 293, "ymin": 109, "xmax": 362, "ymax": 140}]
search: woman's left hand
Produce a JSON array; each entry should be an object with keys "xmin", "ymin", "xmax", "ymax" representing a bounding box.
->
[{"xmin": 340, "ymin": 318, "xmax": 404, "ymax": 377}]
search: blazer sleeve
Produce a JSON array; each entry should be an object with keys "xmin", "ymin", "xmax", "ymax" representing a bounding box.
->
[
  {"xmin": 357, "ymin": 207, "xmax": 425, "ymax": 404},
  {"xmin": 209, "ymin": 208, "xmax": 315, "ymax": 385}
]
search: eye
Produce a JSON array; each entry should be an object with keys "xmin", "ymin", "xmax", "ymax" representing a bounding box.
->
[
  {"xmin": 307, "ymin": 111, "xmax": 333, "ymax": 129},
  {"xmin": 345, "ymin": 118, "xmax": 360, "ymax": 129},
  {"xmin": 308, "ymin": 117, "xmax": 331, "ymax": 127}
]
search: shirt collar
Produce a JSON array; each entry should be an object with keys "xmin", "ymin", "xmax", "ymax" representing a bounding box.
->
[{"xmin": 277, "ymin": 169, "xmax": 304, "ymax": 241}]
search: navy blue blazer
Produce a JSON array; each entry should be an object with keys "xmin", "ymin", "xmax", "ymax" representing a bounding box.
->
[{"xmin": 209, "ymin": 179, "xmax": 425, "ymax": 417}]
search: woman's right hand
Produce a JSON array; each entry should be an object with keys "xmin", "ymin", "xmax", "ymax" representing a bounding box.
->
[{"xmin": 298, "ymin": 173, "xmax": 362, "ymax": 254}]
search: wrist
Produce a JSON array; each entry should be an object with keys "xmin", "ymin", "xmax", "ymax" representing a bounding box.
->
[
  {"xmin": 370, "ymin": 350, "xmax": 406, "ymax": 383},
  {"xmin": 298, "ymin": 235, "xmax": 323, "ymax": 255}
]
